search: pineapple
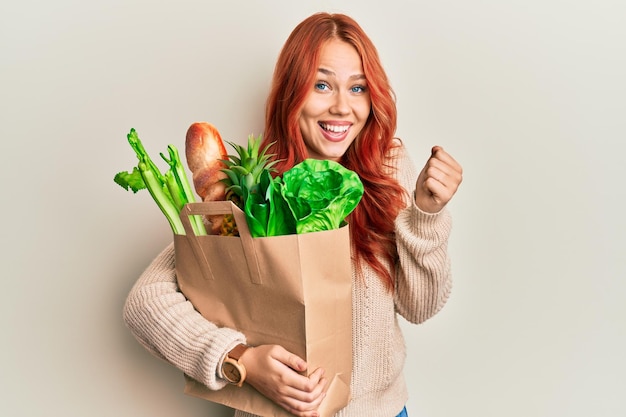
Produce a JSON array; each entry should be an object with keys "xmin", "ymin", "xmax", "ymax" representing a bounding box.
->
[
  {"xmin": 218, "ymin": 211, "xmax": 238, "ymax": 236},
  {"xmin": 219, "ymin": 134, "xmax": 279, "ymax": 236}
]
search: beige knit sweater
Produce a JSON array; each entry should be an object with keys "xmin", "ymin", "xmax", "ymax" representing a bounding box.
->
[{"xmin": 123, "ymin": 142, "xmax": 453, "ymax": 417}]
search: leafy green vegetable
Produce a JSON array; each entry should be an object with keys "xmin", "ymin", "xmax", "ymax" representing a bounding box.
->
[
  {"xmin": 277, "ymin": 159, "xmax": 364, "ymax": 234},
  {"xmin": 113, "ymin": 166, "xmax": 146, "ymax": 193},
  {"xmin": 242, "ymin": 169, "xmax": 296, "ymax": 237},
  {"xmin": 114, "ymin": 128, "xmax": 206, "ymax": 236},
  {"xmin": 233, "ymin": 155, "xmax": 363, "ymax": 237}
]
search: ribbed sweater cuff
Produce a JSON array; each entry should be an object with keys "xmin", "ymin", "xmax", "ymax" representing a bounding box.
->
[{"xmin": 401, "ymin": 199, "xmax": 452, "ymax": 244}]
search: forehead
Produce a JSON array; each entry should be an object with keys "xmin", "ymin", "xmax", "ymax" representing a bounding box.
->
[{"xmin": 317, "ymin": 39, "xmax": 364, "ymax": 75}]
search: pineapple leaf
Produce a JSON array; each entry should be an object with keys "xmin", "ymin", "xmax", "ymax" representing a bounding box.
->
[
  {"xmin": 229, "ymin": 166, "xmax": 250, "ymax": 177},
  {"xmin": 221, "ymin": 169, "xmax": 241, "ymax": 186},
  {"xmin": 242, "ymin": 174, "xmax": 255, "ymax": 192},
  {"xmin": 259, "ymin": 142, "xmax": 275, "ymax": 158},
  {"xmin": 228, "ymin": 141, "xmax": 250, "ymax": 161},
  {"xmin": 248, "ymin": 134, "xmax": 261, "ymax": 157},
  {"xmin": 250, "ymin": 163, "xmax": 267, "ymax": 178},
  {"xmin": 242, "ymin": 157, "xmax": 256, "ymax": 170},
  {"xmin": 265, "ymin": 160, "xmax": 281, "ymax": 171},
  {"xmin": 226, "ymin": 184, "xmax": 243, "ymax": 196},
  {"xmin": 221, "ymin": 157, "xmax": 239, "ymax": 167}
]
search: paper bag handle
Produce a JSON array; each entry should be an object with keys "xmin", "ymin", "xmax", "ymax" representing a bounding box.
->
[{"xmin": 179, "ymin": 201, "xmax": 263, "ymax": 285}]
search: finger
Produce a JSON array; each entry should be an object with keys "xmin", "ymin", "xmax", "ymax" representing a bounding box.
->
[
  {"xmin": 425, "ymin": 157, "xmax": 462, "ymax": 193},
  {"xmin": 423, "ymin": 163, "xmax": 455, "ymax": 190},
  {"xmin": 281, "ymin": 384, "xmax": 327, "ymax": 417},
  {"xmin": 307, "ymin": 367, "xmax": 326, "ymax": 385},
  {"xmin": 431, "ymin": 146, "xmax": 463, "ymax": 176},
  {"xmin": 271, "ymin": 346, "xmax": 307, "ymax": 372},
  {"xmin": 279, "ymin": 367, "xmax": 327, "ymax": 398},
  {"xmin": 283, "ymin": 379, "xmax": 327, "ymax": 407},
  {"xmin": 423, "ymin": 177, "xmax": 451, "ymax": 201},
  {"xmin": 425, "ymin": 172, "xmax": 461, "ymax": 203},
  {"xmin": 283, "ymin": 367, "xmax": 326, "ymax": 397}
]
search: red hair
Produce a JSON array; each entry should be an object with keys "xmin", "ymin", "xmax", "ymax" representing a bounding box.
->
[{"xmin": 262, "ymin": 13, "xmax": 407, "ymax": 290}]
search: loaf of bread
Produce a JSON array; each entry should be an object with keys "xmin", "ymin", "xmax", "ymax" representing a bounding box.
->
[
  {"xmin": 185, "ymin": 122, "xmax": 228, "ymax": 234},
  {"xmin": 185, "ymin": 122, "xmax": 228, "ymax": 201}
]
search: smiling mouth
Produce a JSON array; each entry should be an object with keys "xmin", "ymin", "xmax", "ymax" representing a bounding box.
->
[{"xmin": 319, "ymin": 122, "xmax": 350, "ymax": 133}]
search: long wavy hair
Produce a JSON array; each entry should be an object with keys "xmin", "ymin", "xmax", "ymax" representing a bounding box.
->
[{"xmin": 261, "ymin": 12, "xmax": 407, "ymax": 290}]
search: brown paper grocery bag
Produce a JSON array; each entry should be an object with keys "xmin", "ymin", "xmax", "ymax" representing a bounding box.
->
[{"xmin": 174, "ymin": 201, "xmax": 352, "ymax": 417}]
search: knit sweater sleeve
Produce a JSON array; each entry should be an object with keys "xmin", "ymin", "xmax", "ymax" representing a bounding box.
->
[
  {"xmin": 122, "ymin": 243, "xmax": 246, "ymax": 390},
  {"xmin": 391, "ymin": 142, "xmax": 453, "ymax": 324}
]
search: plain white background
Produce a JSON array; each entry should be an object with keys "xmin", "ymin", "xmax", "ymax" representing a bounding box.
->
[{"xmin": 2, "ymin": 0, "xmax": 624, "ymax": 416}]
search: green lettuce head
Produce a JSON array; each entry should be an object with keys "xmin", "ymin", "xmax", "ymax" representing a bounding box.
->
[{"xmin": 278, "ymin": 159, "xmax": 364, "ymax": 234}]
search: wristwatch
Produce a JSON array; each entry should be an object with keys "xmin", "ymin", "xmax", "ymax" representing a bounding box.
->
[{"xmin": 221, "ymin": 344, "xmax": 249, "ymax": 387}]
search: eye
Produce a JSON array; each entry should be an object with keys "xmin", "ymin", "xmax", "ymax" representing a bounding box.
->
[
  {"xmin": 315, "ymin": 81, "xmax": 330, "ymax": 91},
  {"xmin": 351, "ymin": 85, "xmax": 367, "ymax": 94}
]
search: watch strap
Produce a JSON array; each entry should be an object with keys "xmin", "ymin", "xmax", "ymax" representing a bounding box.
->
[{"xmin": 228, "ymin": 344, "xmax": 249, "ymax": 361}]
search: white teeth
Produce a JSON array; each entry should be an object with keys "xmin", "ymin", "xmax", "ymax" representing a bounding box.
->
[{"xmin": 320, "ymin": 123, "xmax": 349, "ymax": 133}]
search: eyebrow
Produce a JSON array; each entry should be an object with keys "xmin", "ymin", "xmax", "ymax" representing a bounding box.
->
[{"xmin": 318, "ymin": 67, "xmax": 366, "ymax": 81}]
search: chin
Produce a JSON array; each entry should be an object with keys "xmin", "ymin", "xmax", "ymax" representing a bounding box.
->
[{"xmin": 322, "ymin": 153, "xmax": 345, "ymax": 162}]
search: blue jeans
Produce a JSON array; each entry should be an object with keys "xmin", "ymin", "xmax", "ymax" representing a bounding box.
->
[{"xmin": 396, "ymin": 406, "xmax": 408, "ymax": 417}]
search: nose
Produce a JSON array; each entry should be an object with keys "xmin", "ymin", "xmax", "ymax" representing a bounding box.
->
[{"xmin": 329, "ymin": 91, "xmax": 350, "ymax": 115}]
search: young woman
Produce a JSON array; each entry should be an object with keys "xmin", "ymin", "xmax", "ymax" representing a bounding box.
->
[{"xmin": 124, "ymin": 12, "xmax": 463, "ymax": 417}]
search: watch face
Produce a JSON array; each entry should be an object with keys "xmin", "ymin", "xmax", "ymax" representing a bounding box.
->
[{"xmin": 223, "ymin": 362, "xmax": 242, "ymax": 383}]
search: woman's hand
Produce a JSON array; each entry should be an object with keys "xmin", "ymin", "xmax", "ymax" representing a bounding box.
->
[
  {"xmin": 415, "ymin": 146, "xmax": 463, "ymax": 213},
  {"xmin": 240, "ymin": 345, "xmax": 327, "ymax": 417}
]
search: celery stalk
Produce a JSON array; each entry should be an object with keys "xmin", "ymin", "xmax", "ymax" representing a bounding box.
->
[
  {"xmin": 161, "ymin": 146, "xmax": 207, "ymax": 236},
  {"xmin": 137, "ymin": 162, "xmax": 186, "ymax": 235},
  {"xmin": 114, "ymin": 128, "xmax": 206, "ymax": 236}
]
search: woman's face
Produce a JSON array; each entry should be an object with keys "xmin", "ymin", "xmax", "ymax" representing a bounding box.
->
[{"xmin": 298, "ymin": 39, "xmax": 371, "ymax": 161}]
